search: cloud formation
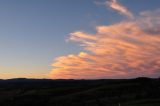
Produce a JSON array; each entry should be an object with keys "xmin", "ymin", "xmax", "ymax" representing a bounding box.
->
[
  {"xmin": 106, "ymin": 0, "xmax": 134, "ymax": 19},
  {"xmin": 49, "ymin": 2, "xmax": 160, "ymax": 79}
]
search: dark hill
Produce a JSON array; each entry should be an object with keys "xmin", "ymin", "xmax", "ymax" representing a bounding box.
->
[{"xmin": 0, "ymin": 78, "xmax": 160, "ymax": 106}]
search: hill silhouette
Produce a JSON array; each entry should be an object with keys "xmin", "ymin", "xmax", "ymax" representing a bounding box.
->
[{"xmin": 0, "ymin": 77, "xmax": 160, "ymax": 106}]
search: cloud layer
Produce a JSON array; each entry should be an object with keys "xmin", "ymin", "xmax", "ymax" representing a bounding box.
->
[
  {"xmin": 106, "ymin": 0, "xmax": 134, "ymax": 19},
  {"xmin": 49, "ymin": 2, "xmax": 160, "ymax": 79}
]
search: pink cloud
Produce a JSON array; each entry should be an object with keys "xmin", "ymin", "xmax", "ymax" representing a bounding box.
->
[
  {"xmin": 106, "ymin": 0, "xmax": 134, "ymax": 19},
  {"xmin": 49, "ymin": 9, "xmax": 160, "ymax": 79}
]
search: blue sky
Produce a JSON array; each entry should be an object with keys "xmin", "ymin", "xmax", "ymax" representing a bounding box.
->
[{"xmin": 0, "ymin": 0, "xmax": 159, "ymax": 79}]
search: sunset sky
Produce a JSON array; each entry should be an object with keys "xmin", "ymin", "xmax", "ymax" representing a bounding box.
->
[{"xmin": 0, "ymin": 0, "xmax": 160, "ymax": 79}]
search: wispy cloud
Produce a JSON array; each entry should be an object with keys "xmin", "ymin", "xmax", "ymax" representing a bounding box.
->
[
  {"xmin": 49, "ymin": 2, "xmax": 160, "ymax": 79},
  {"xmin": 106, "ymin": 0, "xmax": 134, "ymax": 19}
]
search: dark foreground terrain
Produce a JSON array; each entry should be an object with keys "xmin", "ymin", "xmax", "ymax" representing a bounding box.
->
[{"xmin": 0, "ymin": 78, "xmax": 160, "ymax": 106}]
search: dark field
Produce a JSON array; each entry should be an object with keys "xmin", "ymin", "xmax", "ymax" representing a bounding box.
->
[{"xmin": 0, "ymin": 78, "xmax": 160, "ymax": 106}]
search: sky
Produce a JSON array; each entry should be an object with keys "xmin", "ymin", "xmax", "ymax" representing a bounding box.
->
[{"xmin": 0, "ymin": 0, "xmax": 160, "ymax": 79}]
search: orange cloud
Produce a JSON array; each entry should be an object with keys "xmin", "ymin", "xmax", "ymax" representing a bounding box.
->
[
  {"xmin": 49, "ymin": 9, "xmax": 160, "ymax": 79},
  {"xmin": 106, "ymin": 0, "xmax": 134, "ymax": 19}
]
